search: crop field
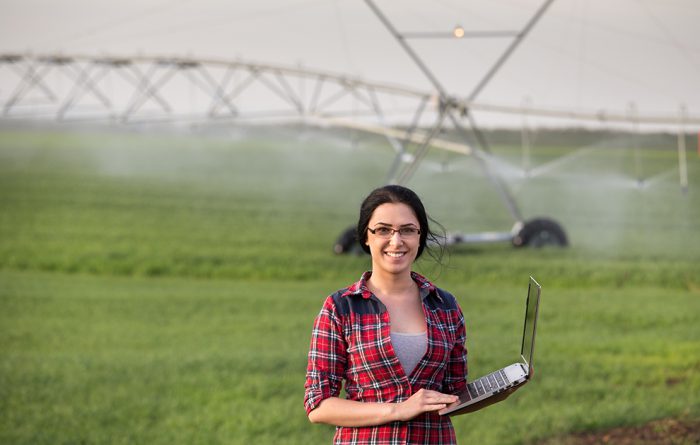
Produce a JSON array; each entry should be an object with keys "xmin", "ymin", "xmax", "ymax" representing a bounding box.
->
[{"xmin": 0, "ymin": 126, "xmax": 699, "ymax": 444}]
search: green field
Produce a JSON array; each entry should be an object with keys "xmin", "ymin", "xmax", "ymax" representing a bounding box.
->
[{"xmin": 1, "ymin": 127, "xmax": 699, "ymax": 444}]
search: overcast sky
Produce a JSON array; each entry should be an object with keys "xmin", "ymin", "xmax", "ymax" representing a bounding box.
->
[{"xmin": 1, "ymin": 0, "xmax": 699, "ymax": 126}]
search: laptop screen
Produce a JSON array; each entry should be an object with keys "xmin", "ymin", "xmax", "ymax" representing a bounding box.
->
[{"xmin": 520, "ymin": 276, "xmax": 541, "ymax": 373}]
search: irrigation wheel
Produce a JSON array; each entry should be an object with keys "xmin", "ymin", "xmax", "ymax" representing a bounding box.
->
[
  {"xmin": 334, "ymin": 226, "xmax": 364, "ymax": 255},
  {"xmin": 512, "ymin": 217, "xmax": 568, "ymax": 248}
]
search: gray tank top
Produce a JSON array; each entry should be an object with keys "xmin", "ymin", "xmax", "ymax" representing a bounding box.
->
[{"xmin": 390, "ymin": 331, "xmax": 428, "ymax": 376}]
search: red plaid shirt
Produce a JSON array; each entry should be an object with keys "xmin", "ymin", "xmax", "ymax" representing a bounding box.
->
[{"xmin": 305, "ymin": 271, "xmax": 468, "ymax": 444}]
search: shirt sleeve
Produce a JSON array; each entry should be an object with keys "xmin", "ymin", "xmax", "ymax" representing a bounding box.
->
[
  {"xmin": 304, "ymin": 295, "xmax": 347, "ymax": 415},
  {"xmin": 442, "ymin": 303, "xmax": 468, "ymax": 395}
]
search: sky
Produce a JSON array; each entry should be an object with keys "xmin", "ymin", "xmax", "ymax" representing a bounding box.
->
[{"xmin": 1, "ymin": 0, "xmax": 699, "ymax": 129}]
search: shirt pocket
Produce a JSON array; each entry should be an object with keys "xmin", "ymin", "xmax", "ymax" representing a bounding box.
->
[{"xmin": 344, "ymin": 313, "xmax": 404, "ymax": 397}]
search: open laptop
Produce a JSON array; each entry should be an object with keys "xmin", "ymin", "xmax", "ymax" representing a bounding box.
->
[{"xmin": 440, "ymin": 276, "xmax": 541, "ymax": 416}]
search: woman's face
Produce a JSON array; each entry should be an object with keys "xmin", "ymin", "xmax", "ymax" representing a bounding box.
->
[{"xmin": 365, "ymin": 202, "xmax": 421, "ymax": 277}]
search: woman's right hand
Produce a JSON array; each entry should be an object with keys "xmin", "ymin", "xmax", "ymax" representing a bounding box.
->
[{"xmin": 394, "ymin": 389, "xmax": 459, "ymax": 421}]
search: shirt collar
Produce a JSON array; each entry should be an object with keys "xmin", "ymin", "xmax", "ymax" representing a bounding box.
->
[{"xmin": 342, "ymin": 270, "xmax": 442, "ymax": 303}]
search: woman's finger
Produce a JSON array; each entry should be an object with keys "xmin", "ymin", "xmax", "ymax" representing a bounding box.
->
[{"xmin": 424, "ymin": 393, "xmax": 458, "ymax": 405}]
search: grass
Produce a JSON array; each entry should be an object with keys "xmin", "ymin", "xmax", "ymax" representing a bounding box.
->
[
  {"xmin": 0, "ymin": 126, "xmax": 699, "ymax": 444},
  {"xmin": 0, "ymin": 270, "xmax": 330, "ymax": 445}
]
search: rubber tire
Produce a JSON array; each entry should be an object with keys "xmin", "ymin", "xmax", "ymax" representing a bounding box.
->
[
  {"xmin": 333, "ymin": 226, "xmax": 365, "ymax": 255},
  {"xmin": 512, "ymin": 218, "xmax": 568, "ymax": 248}
]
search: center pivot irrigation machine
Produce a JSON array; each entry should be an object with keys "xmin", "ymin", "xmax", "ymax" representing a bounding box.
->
[
  {"xmin": 333, "ymin": 0, "xmax": 568, "ymax": 254},
  {"xmin": 3, "ymin": 2, "xmax": 694, "ymax": 254}
]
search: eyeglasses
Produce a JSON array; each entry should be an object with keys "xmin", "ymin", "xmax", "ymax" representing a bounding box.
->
[{"xmin": 367, "ymin": 226, "xmax": 421, "ymax": 238}]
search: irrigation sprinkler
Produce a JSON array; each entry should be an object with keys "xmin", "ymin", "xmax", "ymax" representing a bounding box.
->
[
  {"xmin": 334, "ymin": 0, "xmax": 568, "ymax": 254},
  {"xmin": 628, "ymin": 102, "xmax": 644, "ymax": 187},
  {"xmin": 1, "ymin": 15, "xmax": 698, "ymax": 255},
  {"xmin": 678, "ymin": 105, "xmax": 689, "ymax": 195},
  {"xmin": 521, "ymin": 96, "xmax": 533, "ymax": 178}
]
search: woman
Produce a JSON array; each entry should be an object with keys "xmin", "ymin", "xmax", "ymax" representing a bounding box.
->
[{"xmin": 304, "ymin": 185, "xmax": 508, "ymax": 444}]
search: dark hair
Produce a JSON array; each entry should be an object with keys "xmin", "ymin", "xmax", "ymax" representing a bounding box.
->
[{"xmin": 357, "ymin": 185, "xmax": 443, "ymax": 260}]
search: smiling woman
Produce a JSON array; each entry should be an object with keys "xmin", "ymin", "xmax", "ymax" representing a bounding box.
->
[
  {"xmin": 303, "ymin": 185, "xmax": 520, "ymax": 445},
  {"xmin": 364, "ymin": 203, "xmax": 421, "ymax": 277}
]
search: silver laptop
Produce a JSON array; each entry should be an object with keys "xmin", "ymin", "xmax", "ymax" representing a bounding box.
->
[{"xmin": 440, "ymin": 276, "xmax": 541, "ymax": 416}]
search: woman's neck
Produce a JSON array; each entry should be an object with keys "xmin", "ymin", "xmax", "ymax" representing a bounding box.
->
[{"xmin": 367, "ymin": 270, "xmax": 416, "ymax": 299}]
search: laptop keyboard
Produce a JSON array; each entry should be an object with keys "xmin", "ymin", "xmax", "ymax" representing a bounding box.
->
[{"xmin": 467, "ymin": 369, "xmax": 510, "ymax": 398}]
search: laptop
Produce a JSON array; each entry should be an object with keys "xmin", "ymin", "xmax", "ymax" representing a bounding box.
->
[{"xmin": 440, "ymin": 276, "xmax": 541, "ymax": 416}]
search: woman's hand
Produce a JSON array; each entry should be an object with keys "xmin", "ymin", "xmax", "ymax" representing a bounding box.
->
[
  {"xmin": 439, "ymin": 383, "xmax": 525, "ymax": 416},
  {"xmin": 394, "ymin": 389, "xmax": 459, "ymax": 421}
]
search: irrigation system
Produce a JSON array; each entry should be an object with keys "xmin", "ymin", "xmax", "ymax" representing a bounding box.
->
[{"xmin": 1, "ymin": 0, "xmax": 696, "ymax": 253}]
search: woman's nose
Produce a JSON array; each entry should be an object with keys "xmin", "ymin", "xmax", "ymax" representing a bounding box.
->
[{"xmin": 388, "ymin": 231, "xmax": 403, "ymax": 244}]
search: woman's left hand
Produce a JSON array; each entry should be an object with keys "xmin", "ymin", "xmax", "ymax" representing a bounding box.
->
[{"xmin": 438, "ymin": 384, "xmax": 523, "ymax": 416}]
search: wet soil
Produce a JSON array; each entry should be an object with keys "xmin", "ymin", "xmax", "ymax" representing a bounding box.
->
[{"xmin": 537, "ymin": 418, "xmax": 700, "ymax": 445}]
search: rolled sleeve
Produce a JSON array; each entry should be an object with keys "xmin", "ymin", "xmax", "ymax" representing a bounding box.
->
[{"xmin": 304, "ymin": 297, "xmax": 347, "ymax": 415}]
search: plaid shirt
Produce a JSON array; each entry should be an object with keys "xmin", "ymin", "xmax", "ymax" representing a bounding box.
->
[{"xmin": 305, "ymin": 271, "xmax": 468, "ymax": 445}]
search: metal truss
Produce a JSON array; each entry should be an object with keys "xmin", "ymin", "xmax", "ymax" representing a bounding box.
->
[
  {"xmin": 3, "ymin": 53, "xmax": 697, "ymax": 136},
  {"xmin": 2, "ymin": 49, "xmax": 696, "ymax": 250},
  {"xmin": 0, "ymin": 52, "xmax": 480, "ymax": 186},
  {"xmin": 0, "ymin": 53, "xmax": 437, "ymax": 124}
]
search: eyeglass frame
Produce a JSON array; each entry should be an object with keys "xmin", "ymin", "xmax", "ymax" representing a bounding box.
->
[{"xmin": 367, "ymin": 225, "xmax": 422, "ymax": 238}]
